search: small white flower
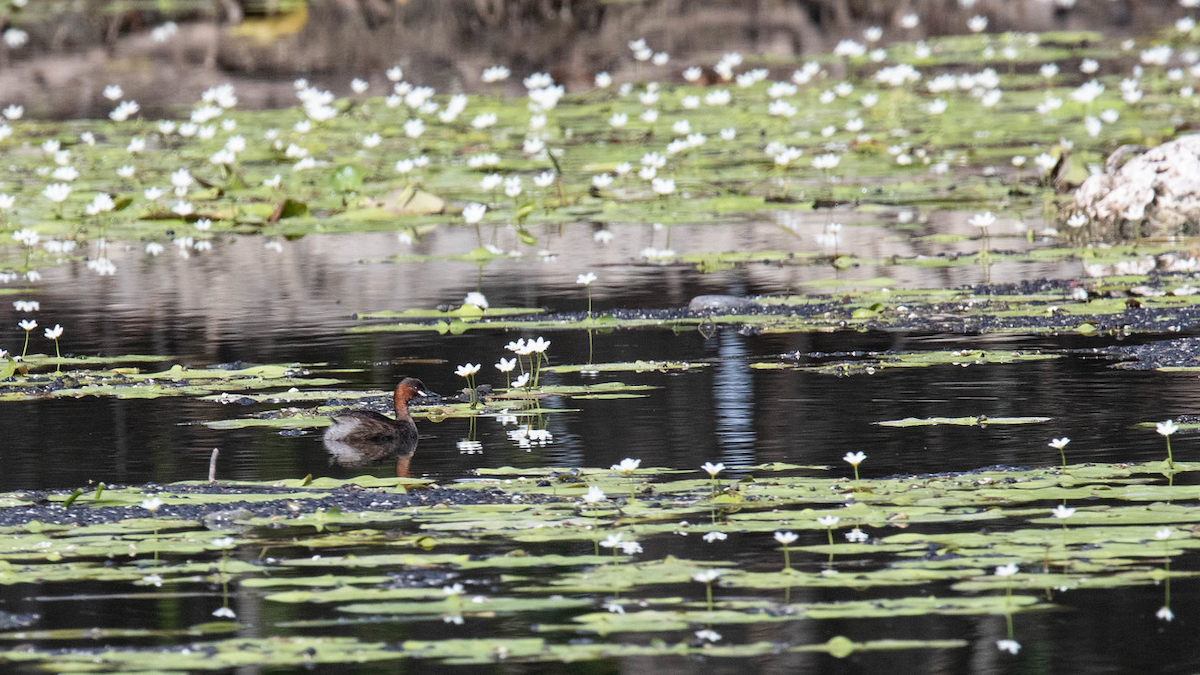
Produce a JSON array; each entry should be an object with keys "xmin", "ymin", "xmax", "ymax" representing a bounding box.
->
[
  {"xmin": 843, "ymin": 451, "xmax": 866, "ymax": 466},
  {"xmin": 1049, "ymin": 437, "xmax": 1070, "ymax": 449},
  {"xmin": 462, "ymin": 203, "xmax": 487, "ymax": 224},
  {"xmin": 404, "ymin": 118, "xmax": 425, "ymax": 138},
  {"xmin": 702, "ymin": 531, "xmax": 727, "ymax": 543},
  {"xmin": 212, "ymin": 607, "xmax": 236, "ymax": 619},
  {"xmin": 651, "ymin": 177, "xmax": 675, "ymax": 195},
  {"xmin": 599, "ymin": 533, "xmax": 623, "ymax": 549},
  {"xmin": 582, "ymin": 486, "xmax": 606, "ymax": 503},
  {"xmin": 171, "ymin": 168, "xmax": 194, "ymax": 190},
  {"xmin": 496, "ymin": 357, "xmax": 516, "ymax": 373},
  {"xmin": 42, "ymin": 183, "xmax": 71, "ymax": 203},
  {"xmin": 969, "ymin": 211, "xmax": 996, "ymax": 229},
  {"xmin": 701, "ymin": 461, "xmax": 725, "ymax": 477},
  {"xmin": 692, "ymin": 569, "xmax": 721, "ymax": 583},
  {"xmin": 1156, "ymin": 527, "xmax": 1172, "ymax": 540},
  {"xmin": 1157, "ymin": 606, "xmax": 1175, "ymax": 622},
  {"xmin": 141, "ymin": 497, "xmax": 164, "ymax": 512},
  {"xmin": 522, "ymin": 137, "xmax": 544, "ymax": 156},
  {"xmin": 43, "ymin": 324, "xmax": 63, "ymax": 340},
  {"xmin": 3, "ymin": 28, "xmax": 29, "ymax": 49},
  {"xmin": 576, "ymin": 272, "xmax": 597, "ymax": 286},
  {"xmin": 443, "ymin": 583, "xmax": 464, "ymax": 596},
  {"xmin": 481, "ymin": 65, "xmax": 509, "ymax": 83},
  {"xmin": 817, "ymin": 516, "xmax": 840, "ymax": 528},
  {"xmin": 464, "ymin": 291, "xmax": 488, "ymax": 309},
  {"xmin": 996, "ymin": 639, "xmax": 1021, "ymax": 655},
  {"xmin": 52, "ymin": 166, "xmax": 79, "ymax": 182},
  {"xmin": 695, "ymin": 628, "xmax": 722, "ymax": 642},
  {"xmin": 1051, "ymin": 505, "xmax": 1076, "ymax": 519},
  {"xmin": 611, "ymin": 457, "xmax": 640, "ymax": 473},
  {"xmin": 455, "ymin": 363, "xmax": 481, "ymax": 378},
  {"xmin": 85, "ymin": 193, "xmax": 115, "ymax": 216},
  {"xmin": 1157, "ymin": 420, "xmax": 1179, "ymax": 436},
  {"xmin": 845, "ymin": 528, "xmax": 868, "ymax": 543},
  {"xmin": 774, "ymin": 531, "xmax": 798, "ymax": 545},
  {"xmin": 994, "ymin": 563, "xmax": 1019, "ymax": 577}
]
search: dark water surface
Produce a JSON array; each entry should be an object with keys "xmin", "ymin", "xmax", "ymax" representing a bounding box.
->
[
  {"xmin": 3, "ymin": 229, "xmax": 1199, "ymax": 674},
  {"xmin": 1, "ymin": 226, "xmax": 1182, "ymax": 491}
]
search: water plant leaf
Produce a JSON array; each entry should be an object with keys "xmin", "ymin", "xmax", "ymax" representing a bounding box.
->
[
  {"xmin": 544, "ymin": 361, "xmax": 711, "ymax": 373},
  {"xmin": 877, "ymin": 416, "xmax": 1052, "ymax": 427},
  {"xmin": 384, "ymin": 185, "xmax": 445, "ymax": 215},
  {"xmin": 268, "ymin": 198, "xmax": 308, "ymax": 221}
]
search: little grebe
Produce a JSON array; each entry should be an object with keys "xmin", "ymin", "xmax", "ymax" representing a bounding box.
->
[{"xmin": 324, "ymin": 378, "xmax": 434, "ymax": 470}]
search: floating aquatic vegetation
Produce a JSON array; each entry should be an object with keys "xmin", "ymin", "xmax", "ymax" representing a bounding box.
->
[
  {"xmin": 753, "ymin": 348, "xmax": 1060, "ymax": 375},
  {"xmin": 0, "ymin": 363, "xmax": 347, "ymax": 401},
  {"xmin": 0, "ymin": 456, "xmax": 1191, "ymax": 668},
  {"xmin": 877, "ymin": 416, "xmax": 1052, "ymax": 427}
]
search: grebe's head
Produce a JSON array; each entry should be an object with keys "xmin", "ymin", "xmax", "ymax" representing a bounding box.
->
[{"xmin": 396, "ymin": 377, "xmax": 435, "ymax": 401}]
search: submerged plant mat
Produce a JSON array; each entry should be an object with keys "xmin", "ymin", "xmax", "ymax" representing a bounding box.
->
[
  {"xmin": 343, "ymin": 275, "xmax": 1200, "ymax": 338},
  {"xmin": 197, "ymin": 382, "xmax": 651, "ymax": 429},
  {"xmin": 0, "ymin": 460, "xmax": 1198, "ymax": 669},
  {"xmin": 0, "ymin": 362, "xmax": 347, "ymax": 401},
  {"xmin": 752, "ymin": 348, "xmax": 1060, "ymax": 375}
]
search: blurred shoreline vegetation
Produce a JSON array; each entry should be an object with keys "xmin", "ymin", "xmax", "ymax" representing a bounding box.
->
[{"xmin": 0, "ymin": 0, "xmax": 1186, "ymax": 119}]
